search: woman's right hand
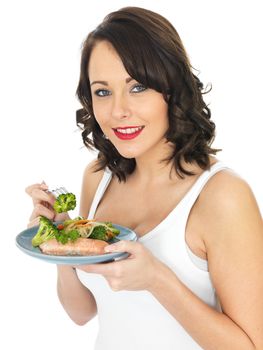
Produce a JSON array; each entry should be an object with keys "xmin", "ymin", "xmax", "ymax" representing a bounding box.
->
[{"xmin": 25, "ymin": 182, "xmax": 70, "ymax": 228}]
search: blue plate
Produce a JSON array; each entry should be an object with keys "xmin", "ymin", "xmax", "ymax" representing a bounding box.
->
[{"xmin": 15, "ymin": 224, "xmax": 137, "ymax": 265}]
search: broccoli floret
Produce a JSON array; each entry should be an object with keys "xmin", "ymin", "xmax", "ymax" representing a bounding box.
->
[
  {"xmin": 53, "ymin": 193, "xmax": 76, "ymax": 213},
  {"xmin": 89, "ymin": 224, "xmax": 120, "ymax": 241},
  {"xmin": 89, "ymin": 226, "xmax": 108, "ymax": 241},
  {"xmin": 55, "ymin": 229, "xmax": 80, "ymax": 244},
  {"xmin": 32, "ymin": 216, "xmax": 58, "ymax": 247}
]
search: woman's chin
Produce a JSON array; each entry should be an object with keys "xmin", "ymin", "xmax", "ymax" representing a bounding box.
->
[
  {"xmin": 116, "ymin": 148, "xmax": 141, "ymax": 160},
  {"xmin": 118, "ymin": 152, "xmax": 137, "ymax": 159}
]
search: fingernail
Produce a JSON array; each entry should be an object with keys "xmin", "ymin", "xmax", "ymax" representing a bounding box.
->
[{"xmin": 105, "ymin": 245, "xmax": 116, "ymax": 252}]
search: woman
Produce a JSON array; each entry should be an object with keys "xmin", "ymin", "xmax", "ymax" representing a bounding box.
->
[{"xmin": 26, "ymin": 7, "xmax": 263, "ymax": 350}]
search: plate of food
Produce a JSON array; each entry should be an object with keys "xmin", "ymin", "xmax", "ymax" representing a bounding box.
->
[
  {"xmin": 16, "ymin": 218, "xmax": 137, "ymax": 265},
  {"xmin": 16, "ymin": 190, "xmax": 137, "ymax": 264}
]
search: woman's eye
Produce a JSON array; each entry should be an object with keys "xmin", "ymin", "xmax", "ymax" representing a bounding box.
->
[
  {"xmin": 94, "ymin": 89, "xmax": 111, "ymax": 97},
  {"xmin": 131, "ymin": 84, "xmax": 147, "ymax": 93}
]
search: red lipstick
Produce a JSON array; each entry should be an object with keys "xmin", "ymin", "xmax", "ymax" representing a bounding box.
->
[{"xmin": 113, "ymin": 126, "xmax": 144, "ymax": 140}]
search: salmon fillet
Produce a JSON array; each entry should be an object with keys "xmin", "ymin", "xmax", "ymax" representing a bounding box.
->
[{"xmin": 39, "ymin": 238, "xmax": 109, "ymax": 256}]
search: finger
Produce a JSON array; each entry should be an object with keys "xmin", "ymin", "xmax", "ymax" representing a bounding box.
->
[
  {"xmin": 25, "ymin": 182, "xmax": 54, "ymax": 206},
  {"xmin": 31, "ymin": 188, "xmax": 55, "ymax": 206},
  {"xmin": 25, "ymin": 182, "xmax": 48, "ymax": 196},
  {"xmin": 27, "ymin": 216, "xmax": 41, "ymax": 228},
  {"xmin": 25, "ymin": 183, "xmax": 42, "ymax": 195},
  {"xmin": 104, "ymin": 240, "xmax": 140, "ymax": 254},
  {"xmin": 29, "ymin": 203, "xmax": 55, "ymax": 221},
  {"xmin": 54, "ymin": 212, "xmax": 71, "ymax": 222},
  {"xmin": 77, "ymin": 262, "xmax": 116, "ymax": 276}
]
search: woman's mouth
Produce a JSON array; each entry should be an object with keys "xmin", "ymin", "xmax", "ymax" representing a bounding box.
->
[{"xmin": 112, "ymin": 126, "xmax": 145, "ymax": 140}]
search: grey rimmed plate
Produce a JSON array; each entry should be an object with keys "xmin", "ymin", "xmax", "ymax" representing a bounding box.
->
[{"xmin": 16, "ymin": 224, "xmax": 137, "ymax": 265}]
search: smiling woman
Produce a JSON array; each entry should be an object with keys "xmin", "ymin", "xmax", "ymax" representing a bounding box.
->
[
  {"xmin": 25, "ymin": 5, "xmax": 263, "ymax": 350},
  {"xmin": 76, "ymin": 7, "xmax": 220, "ymax": 181}
]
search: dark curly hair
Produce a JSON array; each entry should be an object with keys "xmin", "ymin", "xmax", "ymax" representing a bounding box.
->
[{"xmin": 76, "ymin": 6, "xmax": 221, "ymax": 181}]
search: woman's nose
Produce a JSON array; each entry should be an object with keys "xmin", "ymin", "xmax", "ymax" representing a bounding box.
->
[{"xmin": 110, "ymin": 93, "xmax": 131, "ymax": 120}]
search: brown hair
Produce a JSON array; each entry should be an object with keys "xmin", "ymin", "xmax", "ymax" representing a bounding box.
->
[{"xmin": 76, "ymin": 6, "xmax": 221, "ymax": 181}]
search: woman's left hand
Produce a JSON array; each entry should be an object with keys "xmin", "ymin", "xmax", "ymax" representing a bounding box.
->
[{"xmin": 76, "ymin": 240, "xmax": 162, "ymax": 292}]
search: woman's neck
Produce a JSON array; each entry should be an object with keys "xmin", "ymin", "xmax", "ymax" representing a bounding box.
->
[
  {"xmin": 131, "ymin": 141, "xmax": 175, "ymax": 183},
  {"xmin": 131, "ymin": 145, "xmax": 216, "ymax": 186}
]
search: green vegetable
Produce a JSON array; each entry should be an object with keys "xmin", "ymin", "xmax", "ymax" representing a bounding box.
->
[
  {"xmin": 53, "ymin": 193, "xmax": 76, "ymax": 213},
  {"xmin": 89, "ymin": 223, "xmax": 120, "ymax": 241},
  {"xmin": 89, "ymin": 226, "xmax": 108, "ymax": 240},
  {"xmin": 32, "ymin": 216, "xmax": 58, "ymax": 247},
  {"xmin": 31, "ymin": 209, "xmax": 120, "ymax": 248},
  {"xmin": 55, "ymin": 228, "xmax": 80, "ymax": 245}
]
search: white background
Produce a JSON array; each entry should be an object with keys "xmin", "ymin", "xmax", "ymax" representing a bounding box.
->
[{"xmin": 0, "ymin": 0, "xmax": 262, "ymax": 349}]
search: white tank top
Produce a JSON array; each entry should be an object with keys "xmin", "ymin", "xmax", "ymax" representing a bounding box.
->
[{"xmin": 77, "ymin": 161, "xmax": 229, "ymax": 350}]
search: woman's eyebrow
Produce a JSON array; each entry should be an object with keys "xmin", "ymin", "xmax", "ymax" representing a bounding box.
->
[
  {"xmin": 90, "ymin": 80, "xmax": 108, "ymax": 87},
  {"xmin": 90, "ymin": 77, "xmax": 134, "ymax": 87},
  {"xmin": 126, "ymin": 77, "xmax": 134, "ymax": 83}
]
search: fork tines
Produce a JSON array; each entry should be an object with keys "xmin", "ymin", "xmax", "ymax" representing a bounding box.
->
[{"xmin": 47, "ymin": 187, "xmax": 69, "ymax": 198}]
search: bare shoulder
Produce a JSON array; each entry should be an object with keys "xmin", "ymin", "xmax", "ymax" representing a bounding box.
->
[
  {"xmin": 79, "ymin": 159, "xmax": 105, "ymax": 218},
  {"xmin": 188, "ymin": 168, "xmax": 261, "ymax": 255},
  {"xmin": 196, "ymin": 168, "xmax": 262, "ymax": 242},
  {"xmin": 198, "ymin": 168, "xmax": 262, "ymax": 223},
  {"xmin": 82, "ymin": 159, "xmax": 105, "ymax": 184}
]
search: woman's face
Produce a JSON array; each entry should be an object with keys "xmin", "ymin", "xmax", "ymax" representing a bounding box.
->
[{"xmin": 88, "ymin": 40, "xmax": 169, "ymax": 160}]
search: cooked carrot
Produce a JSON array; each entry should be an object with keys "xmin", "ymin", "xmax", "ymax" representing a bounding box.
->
[{"xmin": 71, "ymin": 219, "xmax": 95, "ymax": 226}]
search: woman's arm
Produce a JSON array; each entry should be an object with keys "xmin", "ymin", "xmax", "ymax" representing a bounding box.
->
[
  {"xmin": 57, "ymin": 265, "xmax": 97, "ymax": 325},
  {"xmin": 150, "ymin": 172, "xmax": 263, "ymax": 349},
  {"xmin": 56, "ymin": 160, "xmax": 104, "ymax": 325}
]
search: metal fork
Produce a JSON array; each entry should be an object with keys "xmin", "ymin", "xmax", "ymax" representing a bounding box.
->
[{"xmin": 46, "ymin": 187, "xmax": 69, "ymax": 198}]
